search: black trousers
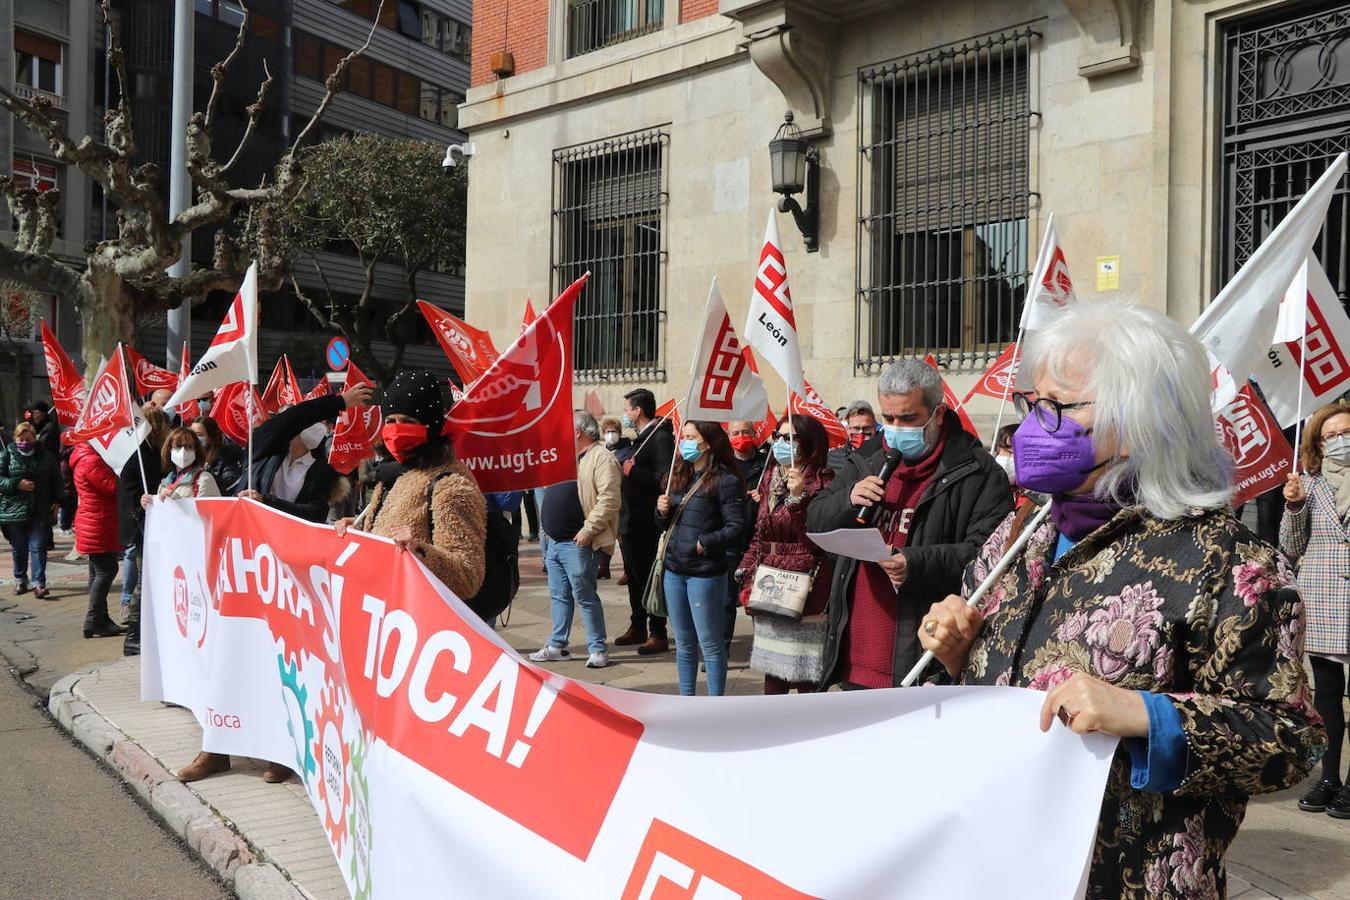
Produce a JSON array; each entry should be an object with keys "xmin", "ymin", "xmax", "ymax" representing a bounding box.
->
[
  {"xmin": 619, "ymin": 530, "xmax": 666, "ymax": 639},
  {"xmin": 86, "ymin": 551, "xmax": 120, "ymax": 627},
  {"xmin": 521, "ymin": 490, "xmax": 539, "ymax": 537},
  {"xmin": 1312, "ymin": 656, "xmax": 1348, "ymax": 784}
]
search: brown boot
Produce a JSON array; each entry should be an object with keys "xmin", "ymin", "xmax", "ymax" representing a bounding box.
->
[
  {"xmin": 178, "ymin": 751, "xmax": 230, "ymax": 782},
  {"xmin": 262, "ymin": 762, "xmax": 294, "ymax": 784},
  {"xmin": 614, "ymin": 628, "xmax": 647, "ymax": 646},
  {"xmin": 636, "ymin": 637, "xmax": 670, "ymax": 655}
]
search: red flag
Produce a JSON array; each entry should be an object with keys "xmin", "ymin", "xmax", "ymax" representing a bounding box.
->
[
  {"xmin": 443, "ymin": 274, "xmax": 589, "ymax": 492},
  {"xmin": 125, "ymin": 346, "xmax": 179, "ymax": 397},
  {"xmin": 1215, "ymin": 385, "xmax": 1294, "ymax": 507},
  {"xmin": 924, "ymin": 355, "xmax": 981, "ymax": 440},
  {"xmin": 329, "ymin": 362, "xmax": 380, "ymax": 474},
  {"xmin": 655, "ymin": 398, "xmax": 682, "ymax": 436},
  {"xmin": 39, "ymin": 320, "xmax": 85, "ymax": 429},
  {"xmin": 68, "ymin": 345, "xmax": 135, "ymax": 443},
  {"xmin": 753, "ymin": 405, "xmax": 777, "ymax": 447},
  {"xmin": 584, "ymin": 389, "xmax": 605, "ymax": 420},
  {"xmin": 261, "ymin": 354, "xmax": 304, "ymax": 414},
  {"xmin": 522, "ymin": 299, "xmax": 536, "ymax": 332},
  {"xmin": 962, "ymin": 343, "xmax": 1020, "ymax": 404},
  {"xmin": 418, "ymin": 301, "xmax": 500, "ymax": 385},
  {"xmin": 209, "ymin": 381, "xmax": 269, "ymax": 446},
  {"xmin": 174, "ymin": 342, "xmax": 198, "ymax": 425},
  {"xmin": 788, "ymin": 378, "xmax": 848, "ymax": 449},
  {"xmin": 303, "ymin": 377, "xmax": 333, "ymax": 401}
]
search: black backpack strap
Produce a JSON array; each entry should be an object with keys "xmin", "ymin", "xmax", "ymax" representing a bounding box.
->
[{"xmin": 424, "ymin": 471, "xmax": 457, "ymax": 543}]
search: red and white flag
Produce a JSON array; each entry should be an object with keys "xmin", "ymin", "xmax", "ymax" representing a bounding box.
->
[
  {"xmin": 329, "ymin": 362, "xmax": 380, "ymax": 474},
  {"xmin": 125, "ymin": 346, "xmax": 179, "ymax": 397},
  {"xmin": 443, "ymin": 274, "xmax": 589, "ymax": 492},
  {"xmin": 522, "ymin": 299, "xmax": 537, "ymax": 332},
  {"xmin": 1215, "ymin": 385, "xmax": 1294, "ymax": 507},
  {"xmin": 744, "ymin": 210, "xmax": 806, "ymax": 398},
  {"xmin": 1021, "ymin": 213, "xmax": 1076, "ymax": 333},
  {"xmin": 209, "ymin": 381, "xmax": 269, "ymax": 446},
  {"xmin": 418, "ymin": 301, "xmax": 500, "ymax": 386},
  {"xmin": 788, "ymin": 378, "xmax": 848, "ymax": 450},
  {"xmin": 686, "ymin": 278, "xmax": 768, "ymax": 423},
  {"xmin": 963, "ymin": 343, "xmax": 1020, "ymax": 404},
  {"xmin": 261, "ymin": 354, "xmax": 304, "ymax": 414},
  {"xmin": 303, "ymin": 377, "xmax": 333, "ymax": 401},
  {"xmin": 753, "ymin": 405, "xmax": 777, "ymax": 448},
  {"xmin": 655, "ymin": 398, "xmax": 682, "ymax": 436},
  {"xmin": 583, "ymin": 389, "xmax": 605, "ymax": 420},
  {"xmin": 166, "ymin": 262, "xmax": 260, "ymax": 409},
  {"xmin": 67, "ymin": 346, "xmax": 136, "ymax": 444},
  {"xmin": 39, "ymin": 320, "xmax": 85, "ymax": 430},
  {"xmin": 174, "ymin": 342, "xmax": 199, "ymax": 425},
  {"xmin": 1192, "ymin": 153, "xmax": 1347, "ymax": 382},
  {"xmin": 924, "ymin": 355, "xmax": 981, "ymax": 439}
]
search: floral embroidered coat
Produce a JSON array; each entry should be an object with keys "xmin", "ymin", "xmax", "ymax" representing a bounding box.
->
[{"xmin": 958, "ymin": 506, "xmax": 1323, "ymax": 899}]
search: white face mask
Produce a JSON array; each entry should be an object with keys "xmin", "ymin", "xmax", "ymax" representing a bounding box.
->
[
  {"xmin": 170, "ymin": 447, "xmax": 196, "ymax": 470},
  {"xmin": 1325, "ymin": 433, "xmax": 1350, "ymax": 464},
  {"xmin": 604, "ymin": 432, "xmax": 620, "ymax": 447},
  {"xmin": 299, "ymin": 422, "xmax": 328, "ymax": 451},
  {"xmin": 994, "ymin": 452, "xmax": 1016, "ymax": 482}
]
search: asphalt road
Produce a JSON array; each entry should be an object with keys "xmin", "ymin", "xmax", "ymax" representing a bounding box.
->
[{"xmin": 0, "ymin": 669, "xmax": 231, "ymax": 900}]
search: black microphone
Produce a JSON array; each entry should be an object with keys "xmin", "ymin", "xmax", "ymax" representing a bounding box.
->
[{"xmin": 853, "ymin": 448, "xmax": 903, "ymax": 526}]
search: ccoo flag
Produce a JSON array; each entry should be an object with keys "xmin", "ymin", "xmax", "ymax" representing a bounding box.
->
[
  {"xmin": 165, "ymin": 263, "xmax": 260, "ymax": 409},
  {"xmin": 1020, "ymin": 213, "xmax": 1076, "ymax": 332},
  {"xmin": 686, "ymin": 278, "xmax": 768, "ymax": 422},
  {"xmin": 744, "ymin": 210, "xmax": 806, "ymax": 398}
]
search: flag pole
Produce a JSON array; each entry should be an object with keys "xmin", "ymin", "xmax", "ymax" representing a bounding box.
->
[
  {"xmin": 122, "ymin": 345, "xmax": 150, "ymax": 497},
  {"xmin": 246, "ymin": 384, "xmax": 255, "ymax": 493},
  {"xmin": 633, "ymin": 397, "xmax": 685, "ymax": 461},
  {"xmin": 989, "ymin": 327, "xmax": 1026, "ymax": 451},
  {"xmin": 1292, "ymin": 326, "xmax": 1310, "ymax": 474}
]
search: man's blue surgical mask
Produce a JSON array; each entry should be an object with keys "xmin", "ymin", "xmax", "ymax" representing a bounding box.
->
[{"xmin": 883, "ymin": 409, "xmax": 937, "ymax": 462}]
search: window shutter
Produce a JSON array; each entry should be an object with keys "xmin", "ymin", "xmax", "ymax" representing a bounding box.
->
[{"xmin": 15, "ymin": 30, "xmax": 63, "ymax": 62}]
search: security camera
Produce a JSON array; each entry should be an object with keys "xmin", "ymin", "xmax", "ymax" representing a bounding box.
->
[{"xmin": 442, "ymin": 142, "xmax": 476, "ymax": 169}]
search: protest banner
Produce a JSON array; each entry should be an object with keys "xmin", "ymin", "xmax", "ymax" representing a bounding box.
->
[
  {"xmin": 142, "ymin": 497, "xmax": 1117, "ymax": 899},
  {"xmin": 1215, "ymin": 385, "xmax": 1294, "ymax": 507}
]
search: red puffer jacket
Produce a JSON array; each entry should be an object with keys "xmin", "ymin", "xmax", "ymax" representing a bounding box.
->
[{"xmin": 71, "ymin": 443, "xmax": 123, "ymax": 554}]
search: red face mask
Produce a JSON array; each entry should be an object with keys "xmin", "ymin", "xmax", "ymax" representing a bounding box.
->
[
  {"xmin": 729, "ymin": 434, "xmax": 756, "ymax": 454},
  {"xmin": 381, "ymin": 421, "xmax": 428, "ymax": 462},
  {"xmin": 848, "ymin": 431, "xmax": 868, "ymax": 450}
]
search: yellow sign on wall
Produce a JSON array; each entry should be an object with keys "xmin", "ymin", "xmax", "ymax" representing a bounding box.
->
[{"xmin": 1096, "ymin": 256, "xmax": 1120, "ymax": 292}]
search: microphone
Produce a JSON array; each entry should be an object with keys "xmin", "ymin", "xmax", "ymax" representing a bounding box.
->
[{"xmin": 854, "ymin": 448, "xmax": 903, "ymax": 526}]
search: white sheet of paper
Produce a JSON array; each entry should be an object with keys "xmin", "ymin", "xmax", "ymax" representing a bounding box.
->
[{"xmin": 807, "ymin": 527, "xmax": 892, "ymax": 563}]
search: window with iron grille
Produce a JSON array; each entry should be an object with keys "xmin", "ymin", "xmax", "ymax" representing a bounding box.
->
[
  {"xmin": 1219, "ymin": 2, "xmax": 1350, "ymax": 309},
  {"xmin": 855, "ymin": 27, "xmax": 1038, "ymax": 372},
  {"xmin": 566, "ymin": 0, "xmax": 664, "ymax": 59},
  {"xmin": 552, "ymin": 130, "xmax": 668, "ymax": 383}
]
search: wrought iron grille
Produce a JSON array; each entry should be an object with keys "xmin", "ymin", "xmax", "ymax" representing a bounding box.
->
[
  {"xmin": 566, "ymin": 0, "xmax": 664, "ymax": 59},
  {"xmin": 855, "ymin": 27, "xmax": 1038, "ymax": 373},
  {"xmin": 1220, "ymin": 3, "xmax": 1350, "ymax": 310},
  {"xmin": 552, "ymin": 129, "xmax": 668, "ymax": 383}
]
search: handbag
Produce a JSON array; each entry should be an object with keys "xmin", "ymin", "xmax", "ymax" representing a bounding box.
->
[
  {"xmin": 641, "ymin": 471, "xmax": 711, "ymax": 618},
  {"xmin": 746, "ymin": 562, "xmax": 816, "ymax": 620}
]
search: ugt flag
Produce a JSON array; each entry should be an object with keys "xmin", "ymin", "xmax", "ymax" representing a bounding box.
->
[
  {"xmin": 125, "ymin": 346, "xmax": 179, "ymax": 397},
  {"xmin": 418, "ymin": 301, "xmax": 500, "ymax": 386},
  {"xmin": 67, "ymin": 346, "xmax": 136, "ymax": 444},
  {"xmin": 744, "ymin": 210, "xmax": 806, "ymax": 398},
  {"xmin": 924, "ymin": 355, "xmax": 981, "ymax": 439},
  {"xmin": 685, "ymin": 278, "xmax": 768, "ymax": 423},
  {"xmin": 261, "ymin": 354, "xmax": 304, "ymax": 414},
  {"xmin": 788, "ymin": 379, "xmax": 848, "ymax": 450},
  {"xmin": 209, "ymin": 381, "xmax": 269, "ymax": 446},
  {"xmin": 174, "ymin": 342, "xmax": 199, "ymax": 425},
  {"xmin": 1215, "ymin": 384, "xmax": 1294, "ymax": 508},
  {"xmin": 963, "ymin": 343, "xmax": 1019, "ymax": 404},
  {"xmin": 329, "ymin": 361, "xmax": 381, "ymax": 475},
  {"xmin": 166, "ymin": 262, "xmax": 260, "ymax": 409},
  {"xmin": 444, "ymin": 274, "xmax": 589, "ymax": 492},
  {"xmin": 39, "ymin": 319, "xmax": 85, "ymax": 429}
]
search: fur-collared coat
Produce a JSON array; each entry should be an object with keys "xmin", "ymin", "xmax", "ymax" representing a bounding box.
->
[
  {"xmin": 364, "ymin": 459, "xmax": 487, "ymax": 601},
  {"xmin": 959, "ymin": 506, "xmax": 1323, "ymax": 899}
]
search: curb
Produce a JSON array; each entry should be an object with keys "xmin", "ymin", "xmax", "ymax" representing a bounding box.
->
[{"xmin": 48, "ymin": 665, "xmax": 307, "ymax": 900}]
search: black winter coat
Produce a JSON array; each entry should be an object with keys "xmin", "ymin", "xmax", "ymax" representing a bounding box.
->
[
  {"xmin": 207, "ymin": 440, "xmax": 245, "ymax": 497},
  {"xmin": 654, "ymin": 469, "xmax": 747, "ymax": 578},
  {"xmin": 806, "ymin": 422, "xmax": 1013, "ymax": 688},
  {"xmin": 620, "ymin": 419, "xmax": 674, "ymax": 536},
  {"xmin": 118, "ymin": 440, "xmax": 164, "ymax": 547},
  {"xmin": 242, "ymin": 395, "xmax": 344, "ymax": 523}
]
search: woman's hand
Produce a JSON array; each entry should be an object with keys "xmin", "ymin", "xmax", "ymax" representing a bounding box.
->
[
  {"xmin": 334, "ymin": 517, "xmax": 355, "ymax": 539},
  {"xmin": 17, "ymin": 479, "xmax": 34, "ymax": 493},
  {"xmin": 786, "ymin": 466, "xmax": 805, "ymax": 498},
  {"xmin": 1039, "ymin": 673, "xmax": 1150, "ymax": 738},
  {"xmin": 140, "ymin": 494, "xmax": 155, "ymax": 510},
  {"xmin": 1283, "ymin": 472, "xmax": 1306, "ymax": 508},
  {"xmin": 656, "ymin": 494, "xmax": 671, "ymax": 516},
  {"xmin": 388, "ymin": 524, "xmax": 419, "ymax": 552},
  {"xmin": 917, "ymin": 594, "xmax": 984, "ymax": 677},
  {"xmin": 695, "ymin": 541, "xmax": 705, "ymax": 556}
]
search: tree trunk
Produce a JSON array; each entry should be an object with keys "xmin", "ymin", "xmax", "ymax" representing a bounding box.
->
[{"xmin": 79, "ymin": 266, "xmax": 139, "ymax": 382}]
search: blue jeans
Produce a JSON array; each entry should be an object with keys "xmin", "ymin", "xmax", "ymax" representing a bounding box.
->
[
  {"xmin": 663, "ymin": 570, "xmax": 728, "ymax": 696},
  {"xmin": 121, "ymin": 545, "xmax": 140, "ymax": 606},
  {"xmin": 3, "ymin": 520, "xmax": 50, "ymax": 587},
  {"xmin": 545, "ymin": 539, "xmax": 607, "ymax": 655}
]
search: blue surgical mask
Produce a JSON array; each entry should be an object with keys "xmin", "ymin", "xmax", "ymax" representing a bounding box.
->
[
  {"xmin": 621, "ymin": 414, "xmax": 634, "ymax": 430},
  {"xmin": 771, "ymin": 438, "xmax": 796, "ymax": 467},
  {"xmin": 883, "ymin": 410, "xmax": 937, "ymax": 462},
  {"xmin": 679, "ymin": 439, "xmax": 704, "ymax": 462}
]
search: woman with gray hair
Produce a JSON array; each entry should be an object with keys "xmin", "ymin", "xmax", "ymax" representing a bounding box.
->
[{"xmin": 916, "ymin": 300, "xmax": 1322, "ymax": 897}]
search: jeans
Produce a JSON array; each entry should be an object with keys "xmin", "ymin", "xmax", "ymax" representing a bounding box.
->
[
  {"xmin": 545, "ymin": 539, "xmax": 607, "ymax": 655},
  {"xmin": 663, "ymin": 570, "xmax": 728, "ymax": 696},
  {"xmin": 121, "ymin": 545, "xmax": 140, "ymax": 606},
  {"xmin": 3, "ymin": 520, "xmax": 50, "ymax": 587},
  {"xmin": 620, "ymin": 530, "xmax": 667, "ymax": 639},
  {"xmin": 86, "ymin": 552, "xmax": 120, "ymax": 626}
]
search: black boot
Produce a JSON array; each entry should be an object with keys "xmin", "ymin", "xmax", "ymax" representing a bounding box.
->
[
  {"xmin": 85, "ymin": 618, "xmax": 127, "ymax": 638},
  {"xmin": 122, "ymin": 590, "xmax": 140, "ymax": 656}
]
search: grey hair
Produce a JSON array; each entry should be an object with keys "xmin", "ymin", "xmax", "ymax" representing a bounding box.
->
[
  {"xmin": 877, "ymin": 359, "xmax": 943, "ymax": 411},
  {"xmin": 844, "ymin": 400, "xmax": 876, "ymax": 420},
  {"xmin": 1023, "ymin": 300, "xmax": 1232, "ymax": 519},
  {"xmin": 573, "ymin": 410, "xmax": 600, "ymax": 440}
]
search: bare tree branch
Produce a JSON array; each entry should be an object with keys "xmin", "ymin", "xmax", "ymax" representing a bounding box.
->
[
  {"xmin": 0, "ymin": 243, "xmax": 82, "ymax": 296},
  {"xmin": 205, "ymin": 1, "xmax": 252, "ymax": 132},
  {"xmin": 219, "ymin": 59, "xmax": 275, "ymax": 176},
  {"xmin": 98, "ymin": 0, "xmax": 132, "ymax": 133},
  {"xmin": 290, "ymin": 274, "xmax": 335, "ymax": 331},
  {"xmin": 288, "ymin": 1, "xmax": 385, "ymax": 154}
]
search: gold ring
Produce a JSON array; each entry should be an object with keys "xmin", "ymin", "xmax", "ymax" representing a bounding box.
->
[{"xmin": 924, "ymin": 619, "xmax": 938, "ymax": 636}]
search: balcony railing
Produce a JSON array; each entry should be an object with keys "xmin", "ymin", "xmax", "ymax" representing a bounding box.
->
[
  {"xmin": 566, "ymin": 0, "xmax": 663, "ymax": 59},
  {"xmin": 13, "ymin": 83, "xmax": 66, "ymax": 111}
]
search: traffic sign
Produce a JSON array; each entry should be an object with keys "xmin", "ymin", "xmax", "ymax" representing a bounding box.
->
[{"xmin": 326, "ymin": 336, "xmax": 350, "ymax": 371}]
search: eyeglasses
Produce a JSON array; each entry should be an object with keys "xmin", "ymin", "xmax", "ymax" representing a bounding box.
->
[
  {"xmin": 1012, "ymin": 392, "xmax": 1094, "ymax": 434},
  {"xmin": 774, "ymin": 434, "xmax": 798, "ymax": 444},
  {"xmin": 1321, "ymin": 428, "xmax": 1350, "ymax": 446}
]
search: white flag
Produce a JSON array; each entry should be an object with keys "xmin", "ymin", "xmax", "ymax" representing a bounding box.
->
[
  {"xmin": 685, "ymin": 278, "xmax": 768, "ymax": 422},
  {"xmin": 164, "ymin": 262, "xmax": 259, "ymax": 409},
  {"xmin": 1191, "ymin": 153, "xmax": 1347, "ymax": 381},
  {"xmin": 1270, "ymin": 254, "xmax": 1313, "ymax": 346},
  {"xmin": 744, "ymin": 210, "xmax": 806, "ymax": 398},
  {"xmin": 1021, "ymin": 213, "xmax": 1076, "ymax": 331}
]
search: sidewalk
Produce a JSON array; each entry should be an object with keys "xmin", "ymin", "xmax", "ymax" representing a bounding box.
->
[{"xmin": 4, "ymin": 532, "xmax": 1349, "ymax": 898}]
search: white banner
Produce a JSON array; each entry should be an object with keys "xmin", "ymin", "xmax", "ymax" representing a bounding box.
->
[{"xmin": 142, "ymin": 499, "xmax": 1117, "ymax": 899}]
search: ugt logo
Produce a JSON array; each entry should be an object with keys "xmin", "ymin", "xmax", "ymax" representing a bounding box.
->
[{"xmin": 621, "ymin": 820, "xmax": 820, "ymax": 900}]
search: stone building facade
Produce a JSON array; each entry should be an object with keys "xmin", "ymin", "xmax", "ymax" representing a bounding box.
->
[{"xmin": 461, "ymin": 0, "xmax": 1349, "ymax": 421}]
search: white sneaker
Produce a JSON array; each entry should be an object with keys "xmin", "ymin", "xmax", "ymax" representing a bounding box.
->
[
  {"xmin": 586, "ymin": 651, "xmax": 611, "ymax": 668},
  {"xmin": 529, "ymin": 646, "xmax": 571, "ymax": 662}
]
